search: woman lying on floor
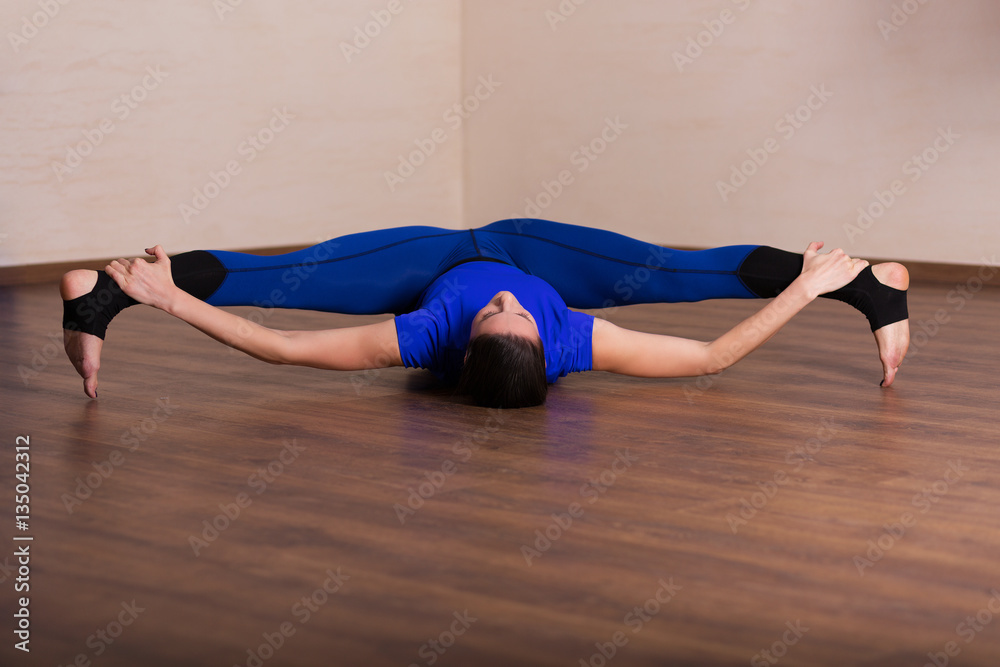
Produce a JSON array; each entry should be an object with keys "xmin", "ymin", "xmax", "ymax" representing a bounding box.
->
[{"xmin": 61, "ymin": 219, "xmax": 909, "ymax": 407}]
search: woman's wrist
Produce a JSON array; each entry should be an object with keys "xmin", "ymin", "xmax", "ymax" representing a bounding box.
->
[
  {"xmin": 789, "ymin": 274, "xmax": 821, "ymax": 302},
  {"xmin": 158, "ymin": 285, "xmax": 187, "ymax": 315}
]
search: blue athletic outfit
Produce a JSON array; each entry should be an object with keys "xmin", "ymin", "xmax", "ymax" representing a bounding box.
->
[
  {"xmin": 62, "ymin": 218, "xmax": 908, "ymax": 383},
  {"xmin": 395, "ymin": 262, "xmax": 595, "ymax": 383},
  {"xmin": 203, "ymin": 219, "xmax": 761, "ymax": 383}
]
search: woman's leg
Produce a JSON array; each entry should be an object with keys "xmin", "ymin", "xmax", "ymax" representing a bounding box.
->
[
  {"xmin": 476, "ymin": 217, "xmax": 909, "ymax": 386},
  {"xmin": 474, "ymin": 218, "xmax": 907, "ymax": 331},
  {"xmin": 62, "ymin": 226, "xmax": 480, "ymax": 339},
  {"xmin": 61, "ymin": 225, "xmax": 480, "ymax": 397}
]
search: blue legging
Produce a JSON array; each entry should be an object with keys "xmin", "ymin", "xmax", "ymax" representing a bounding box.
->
[{"xmin": 204, "ymin": 219, "xmax": 762, "ymax": 315}]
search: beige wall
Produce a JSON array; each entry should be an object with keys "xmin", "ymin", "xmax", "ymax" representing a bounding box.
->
[
  {"xmin": 3, "ymin": 1, "xmax": 997, "ymax": 268},
  {"xmin": 1, "ymin": 0, "xmax": 462, "ymax": 267},
  {"xmin": 463, "ymin": 0, "xmax": 1000, "ymax": 265}
]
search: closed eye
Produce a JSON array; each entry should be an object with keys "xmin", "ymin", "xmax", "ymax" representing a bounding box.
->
[{"xmin": 482, "ymin": 310, "xmax": 533, "ymax": 323}]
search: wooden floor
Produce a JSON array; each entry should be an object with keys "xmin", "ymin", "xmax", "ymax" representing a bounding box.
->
[{"xmin": 1, "ymin": 276, "xmax": 999, "ymax": 667}]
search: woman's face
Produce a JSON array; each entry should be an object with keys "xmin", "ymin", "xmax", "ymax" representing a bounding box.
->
[{"xmin": 470, "ymin": 291, "xmax": 541, "ymax": 342}]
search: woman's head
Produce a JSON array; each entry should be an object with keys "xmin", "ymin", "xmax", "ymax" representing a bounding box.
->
[{"xmin": 457, "ymin": 291, "xmax": 548, "ymax": 408}]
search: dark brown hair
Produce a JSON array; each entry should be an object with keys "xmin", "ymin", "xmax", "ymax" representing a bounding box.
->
[{"xmin": 456, "ymin": 333, "xmax": 547, "ymax": 408}]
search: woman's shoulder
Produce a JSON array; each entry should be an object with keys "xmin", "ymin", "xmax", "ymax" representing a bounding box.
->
[{"xmin": 544, "ymin": 310, "xmax": 596, "ymax": 380}]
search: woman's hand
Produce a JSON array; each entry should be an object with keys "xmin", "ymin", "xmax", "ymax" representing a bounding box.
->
[
  {"xmin": 798, "ymin": 241, "xmax": 869, "ymax": 299},
  {"xmin": 105, "ymin": 245, "xmax": 178, "ymax": 311}
]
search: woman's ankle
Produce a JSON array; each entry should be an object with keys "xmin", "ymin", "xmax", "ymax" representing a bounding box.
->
[{"xmin": 60, "ymin": 269, "xmax": 99, "ymax": 301}]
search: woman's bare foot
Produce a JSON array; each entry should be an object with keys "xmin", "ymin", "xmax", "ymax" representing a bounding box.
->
[
  {"xmin": 870, "ymin": 262, "xmax": 910, "ymax": 388},
  {"xmin": 61, "ymin": 269, "xmax": 104, "ymax": 398}
]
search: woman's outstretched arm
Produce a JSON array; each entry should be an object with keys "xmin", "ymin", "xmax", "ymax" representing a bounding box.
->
[
  {"xmin": 591, "ymin": 242, "xmax": 868, "ymax": 378},
  {"xmin": 105, "ymin": 246, "xmax": 402, "ymax": 371}
]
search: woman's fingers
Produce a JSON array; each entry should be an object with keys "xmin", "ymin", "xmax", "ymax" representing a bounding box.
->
[
  {"xmin": 102, "ymin": 247, "xmax": 171, "ymax": 307},
  {"xmin": 106, "ymin": 256, "xmax": 146, "ymax": 289},
  {"xmin": 144, "ymin": 245, "xmax": 169, "ymax": 263},
  {"xmin": 105, "ymin": 259, "xmax": 128, "ymax": 279},
  {"xmin": 799, "ymin": 243, "xmax": 871, "ymax": 294},
  {"xmin": 803, "ymin": 241, "xmax": 824, "ymax": 259}
]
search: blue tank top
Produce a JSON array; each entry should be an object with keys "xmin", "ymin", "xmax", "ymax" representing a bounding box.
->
[{"xmin": 393, "ymin": 262, "xmax": 594, "ymax": 384}]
